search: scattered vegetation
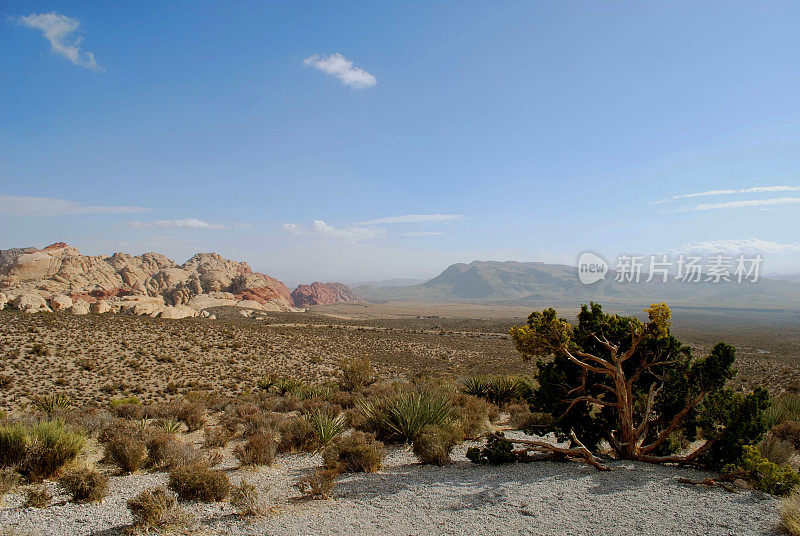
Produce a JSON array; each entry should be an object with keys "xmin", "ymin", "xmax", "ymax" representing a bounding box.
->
[
  {"xmin": 293, "ymin": 468, "xmax": 338, "ymax": 500},
  {"xmin": 58, "ymin": 467, "xmax": 109, "ymax": 503},
  {"xmin": 127, "ymin": 486, "xmax": 193, "ymax": 534},
  {"xmin": 168, "ymin": 462, "xmax": 231, "ymax": 502},
  {"xmin": 231, "ymin": 479, "xmax": 268, "ymax": 517},
  {"xmin": 323, "ymin": 431, "xmax": 385, "ymax": 473}
]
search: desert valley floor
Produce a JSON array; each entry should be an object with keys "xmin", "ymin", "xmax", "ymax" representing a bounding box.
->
[{"xmin": 1, "ymin": 302, "xmax": 799, "ymax": 535}]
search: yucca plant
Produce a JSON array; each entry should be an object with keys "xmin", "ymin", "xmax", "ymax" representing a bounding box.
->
[
  {"xmin": 298, "ymin": 384, "xmax": 335, "ymax": 401},
  {"xmin": 158, "ymin": 418, "xmax": 182, "ymax": 435},
  {"xmin": 358, "ymin": 391, "xmax": 452, "ymax": 443},
  {"xmin": 305, "ymin": 410, "xmax": 347, "ymax": 448},
  {"xmin": 487, "ymin": 376, "xmax": 517, "ymax": 407},
  {"xmin": 256, "ymin": 376, "xmax": 277, "ymax": 392},
  {"xmin": 275, "ymin": 377, "xmax": 304, "ymax": 396},
  {"xmin": 35, "ymin": 394, "xmax": 72, "ymax": 416},
  {"xmin": 135, "ymin": 418, "xmax": 151, "ymax": 436},
  {"xmin": 766, "ymin": 394, "xmax": 800, "ymax": 427},
  {"xmin": 460, "ymin": 376, "xmax": 491, "ymax": 399}
]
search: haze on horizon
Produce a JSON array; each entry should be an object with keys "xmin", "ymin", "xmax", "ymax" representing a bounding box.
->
[{"xmin": 2, "ymin": 2, "xmax": 800, "ymax": 285}]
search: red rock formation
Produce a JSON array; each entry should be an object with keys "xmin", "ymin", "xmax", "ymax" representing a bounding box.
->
[{"xmin": 291, "ymin": 282, "xmax": 363, "ymax": 307}]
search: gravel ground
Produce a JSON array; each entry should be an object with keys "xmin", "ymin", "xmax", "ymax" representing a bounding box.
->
[{"xmin": 0, "ymin": 434, "xmax": 780, "ymax": 536}]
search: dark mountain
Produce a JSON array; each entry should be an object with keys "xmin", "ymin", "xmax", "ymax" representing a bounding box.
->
[{"xmin": 357, "ymin": 260, "xmax": 800, "ymax": 310}]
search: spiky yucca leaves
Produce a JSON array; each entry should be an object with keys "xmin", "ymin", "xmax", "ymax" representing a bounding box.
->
[
  {"xmin": 275, "ymin": 377, "xmax": 304, "ymax": 396},
  {"xmin": 357, "ymin": 391, "xmax": 452, "ymax": 443},
  {"xmin": 158, "ymin": 418, "xmax": 181, "ymax": 434},
  {"xmin": 305, "ymin": 410, "xmax": 347, "ymax": 448},
  {"xmin": 257, "ymin": 376, "xmax": 276, "ymax": 392},
  {"xmin": 486, "ymin": 376, "xmax": 517, "ymax": 407},
  {"xmin": 298, "ymin": 384, "xmax": 335, "ymax": 401},
  {"xmin": 35, "ymin": 394, "xmax": 72, "ymax": 416},
  {"xmin": 460, "ymin": 376, "xmax": 491, "ymax": 399}
]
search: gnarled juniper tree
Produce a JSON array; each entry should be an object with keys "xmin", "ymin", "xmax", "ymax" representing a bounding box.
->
[{"xmin": 507, "ymin": 302, "xmax": 767, "ymax": 470}]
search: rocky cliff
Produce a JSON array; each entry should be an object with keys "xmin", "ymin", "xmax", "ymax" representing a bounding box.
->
[
  {"xmin": 0, "ymin": 242, "xmax": 297, "ymax": 317},
  {"xmin": 291, "ymin": 281, "xmax": 363, "ymax": 307}
]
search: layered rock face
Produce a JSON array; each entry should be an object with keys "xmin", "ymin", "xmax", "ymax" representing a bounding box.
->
[
  {"xmin": 0, "ymin": 243, "xmax": 298, "ymax": 317},
  {"xmin": 291, "ymin": 281, "xmax": 363, "ymax": 307}
]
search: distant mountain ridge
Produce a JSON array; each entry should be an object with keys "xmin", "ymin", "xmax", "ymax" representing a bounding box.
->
[{"xmin": 356, "ymin": 260, "xmax": 800, "ymax": 310}]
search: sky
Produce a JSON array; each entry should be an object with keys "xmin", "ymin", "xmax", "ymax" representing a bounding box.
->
[{"xmin": 2, "ymin": 1, "xmax": 800, "ymax": 286}]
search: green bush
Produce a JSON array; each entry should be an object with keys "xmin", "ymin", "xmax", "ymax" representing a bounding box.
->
[
  {"xmin": 413, "ymin": 423, "xmax": 463, "ymax": 465},
  {"xmin": 322, "ymin": 432, "xmax": 384, "ymax": 473},
  {"xmin": 168, "ymin": 462, "xmax": 230, "ymax": 502},
  {"xmin": 725, "ymin": 444, "xmax": 800, "ymax": 496},
  {"xmin": 0, "ymin": 423, "xmax": 28, "ymax": 467},
  {"xmin": 19, "ymin": 421, "xmax": 86, "ymax": 481},
  {"xmin": 58, "ymin": 467, "xmax": 109, "ymax": 503},
  {"xmin": 357, "ymin": 390, "xmax": 452, "ymax": 443}
]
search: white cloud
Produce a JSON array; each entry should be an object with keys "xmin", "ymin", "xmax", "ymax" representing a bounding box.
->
[
  {"xmin": 0, "ymin": 194, "xmax": 149, "ymax": 215},
  {"xmin": 656, "ymin": 185, "xmax": 800, "ymax": 204},
  {"xmin": 129, "ymin": 218, "xmax": 226, "ymax": 230},
  {"xmin": 18, "ymin": 12, "xmax": 102, "ymax": 72},
  {"xmin": 399, "ymin": 231, "xmax": 445, "ymax": 237},
  {"xmin": 303, "ymin": 53, "xmax": 376, "ymax": 89},
  {"xmin": 282, "ymin": 220, "xmax": 384, "ymax": 242},
  {"xmin": 360, "ymin": 214, "xmax": 463, "ymax": 225},
  {"xmin": 684, "ymin": 197, "xmax": 800, "ymax": 211},
  {"xmin": 672, "ymin": 239, "xmax": 800, "ymax": 255}
]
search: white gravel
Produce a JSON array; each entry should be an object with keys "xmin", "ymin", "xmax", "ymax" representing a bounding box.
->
[{"xmin": 0, "ymin": 436, "xmax": 780, "ymax": 536}]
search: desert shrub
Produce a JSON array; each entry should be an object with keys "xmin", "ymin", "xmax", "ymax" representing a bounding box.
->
[
  {"xmin": 0, "ymin": 374, "xmax": 14, "ymax": 391},
  {"xmin": 338, "ymin": 356, "xmax": 375, "ymax": 392},
  {"xmin": 241, "ymin": 412, "xmax": 280, "ymax": 439},
  {"xmin": 506, "ymin": 403, "xmax": 553, "ymax": 432},
  {"xmin": 58, "ymin": 467, "xmax": 108, "ymax": 503},
  {"xmin": 205, "ymin": 449, "xmax": 223, "ymax": 467},
  {"xmin": 413, "ymin": 423, "xmax": 463, "ymax": 465},
  {"xmin": 234, "ymin": 431, "xmax": 277, "ymax": 467},
  {"xmin": 109, "ymin": 398, "xmax": 144, "ymax": 420},
  {"xmin": 203, "ymin": 426, "xmax": 233, "ymax": 449},
  {"xmin": 332, "ymin": 390, "xmax": 356, "ymax": 409},
  {"xmin": 256, "ymin": 375, "xmax": 277, "ymax": 392},
  {"xmin": 0, "ymin": 423, "xmax": 28, "ymax": 467},
  {"xmin": 146, "ymin": 433, "xmax": 200, "ymax": 469},
  {"xmin": 293, "ymin": 468, "xmax": 337, "ymax": 500},
  {"xmin": 19, "ymin": 421, "xmax": 86, "ymax": 481},
  {"xmin": 356, "ymin": 390, "xmax": 452, "ymax": 443},
  {"xmin": 725, "ymin": 445, "xmax": 800, "ymax": 495},
  {"xmin": 104, "ymin": 435, "xmax": 147, "ymax": 474},
  {"xmin": 277, "ymin": 417, "xmax": 316, "ymax": 453},
  {"xmin": 271, "ymin": 394, "xmax": 301, "ymax": 413},
  {"xmin": 306, "ymin": 410, "xmax": 347, "ymax": 448},
  {"xmin": 173, "ymin": 401, "xmax": 207, "ymax": 432},
  {"xmin": 127, "ymin": 487, "xmax": 193, "ymax": 533},
  {"xmin": 467, "ymin": 432, "xmax": 526, "ymax": 465},
  {"xmin": 773, "ymin": 421, "xmax": 800, "ymax": 450},
  {"xmin": 759, "ymin": 432, "xmax": 795, "ymax": 466},
  {"xmin": 322, "ymin": 431, "xmax": 384, "ymax": 473},
  {"xmin": 23, "ymin": 485, "xmax": 51, "ymax": 508},
  {"xmin": 231, "ymin": 479, "xmax": 267, "ymax": 517},
  {"xmin": 451, "ymin": 395, "xmax": 494, "ymax": 439},
  {"xmin": 168, "ymin": 462, "xmax": 230, "ymax": 502},
  {"xmin": 0, "ymin": 468, "xmax": 20, "ymax": 501},
  {"xmin": 781, "ymin": 488, "xmax": 800, "ymax": 536}
]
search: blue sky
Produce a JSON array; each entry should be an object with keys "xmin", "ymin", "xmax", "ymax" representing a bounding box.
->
[{"xmin": 2, "ymin": 1, "xmax": 800, "ymax": 285}]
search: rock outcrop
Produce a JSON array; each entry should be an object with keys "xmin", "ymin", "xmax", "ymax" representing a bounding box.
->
[
  {"xmin": 291, "ymin": 282, "xmax": 363, "ymax": 307},
  {"xmin": 0, "ymin": 242, "xmax": 299, "ymax": 316}
]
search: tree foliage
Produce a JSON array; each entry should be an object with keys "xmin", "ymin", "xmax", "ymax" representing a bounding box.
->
[{"xmin": 509, "ymin": 302, "xmax": 767, "ymax": 469}]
